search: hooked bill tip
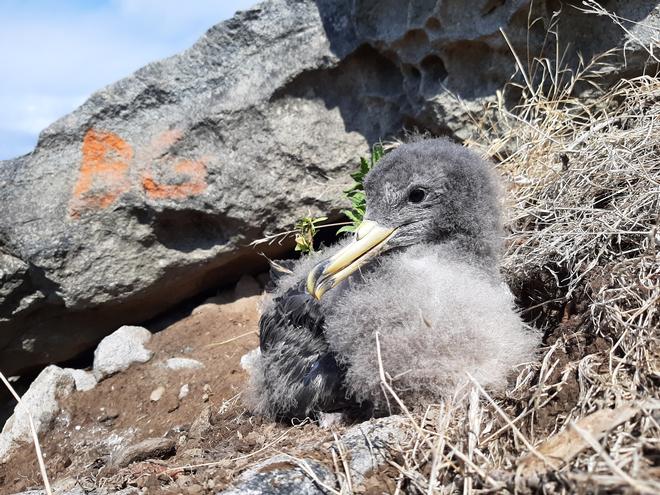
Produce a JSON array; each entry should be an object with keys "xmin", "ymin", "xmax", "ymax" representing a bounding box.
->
[{"xmin": 306, "ymin": 260, "xmax": 330, "ymax": 299}]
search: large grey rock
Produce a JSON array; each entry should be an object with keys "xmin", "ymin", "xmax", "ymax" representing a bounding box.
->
[
  {"xmin": 220, "ymin": 454, "xmax": 335, "ymax": 495},
  {"xmin": 336, "ymin": 415, "xmax": 408, "ymax": 485},
  {"xmin": 220, "ymin": 416, "xmax": 408, "ymax": 493},
  {"xmin": 1, "ymin": 0, "xmax": 658, "ymax": 375},
  {"xmin": 92, "ymin": 325, "xmax": 153, "ymax": 380},
  {"xmin": 0, "ymin": 365, "xmax": 75, "ymax": 462}
]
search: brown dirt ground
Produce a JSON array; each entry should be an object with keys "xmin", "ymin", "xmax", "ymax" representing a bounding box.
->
[
  {"xmin": 0, "ymin": 271, "xmax": 618, "ymax": 495},
  {"xmin": 0, "ymin": 281, "xmax": 356, "ymax": 495}
]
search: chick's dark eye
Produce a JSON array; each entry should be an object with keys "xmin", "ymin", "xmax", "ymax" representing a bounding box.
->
[{"xmin": 408, "ymin": 188, "xmax": 426, "ymax": 203}]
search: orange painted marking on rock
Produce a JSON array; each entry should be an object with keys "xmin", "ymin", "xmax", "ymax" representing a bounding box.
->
[
  {"xmin": 69, "ymin": 128, "xmax": 208, "ymax": 218},
  {"xmin": 142, "ymin": 159, "xmax": 208, "ymax": 200},
  {"xmin": 69, "ymin": 129, "xmax": 132, "ymax": 216}
]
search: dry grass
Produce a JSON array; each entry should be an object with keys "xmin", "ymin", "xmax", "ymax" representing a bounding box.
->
[{"xmin": 376, "ymin": 13, "xmax": 660, "ymax": 495}]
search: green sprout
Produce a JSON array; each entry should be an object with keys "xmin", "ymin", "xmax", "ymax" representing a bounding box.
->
[
  {"xmin": 285, "ymin": 143, "xmax": 386, "ymax": 254},
  {"xmin": 337, "ymin": 143, "xmax": 385, "ymax": 234},
  {"xmin": 294, "ymin": 215, "xmax": 328, "ymax": 254}
]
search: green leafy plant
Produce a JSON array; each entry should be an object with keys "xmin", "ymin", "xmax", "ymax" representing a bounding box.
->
[
  {"xmin": 294, "ymin": 215, "xmax": 327, "ymax": 253},
  {"xmin": 250, "ymin": 144, "xmax": 386, "ymax": 254},
  {"xmin": 337, "ymin": 144, "xmax": 385, "ymax": 234}
]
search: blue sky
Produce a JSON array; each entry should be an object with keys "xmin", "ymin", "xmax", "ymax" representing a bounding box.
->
[{"xmin": 0, "ymin": 0, "xmax": 256, "ymax": 160}]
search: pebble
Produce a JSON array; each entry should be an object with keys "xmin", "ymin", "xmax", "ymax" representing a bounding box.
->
[
  {"xmin": 112, "ymin": 437, "xmax": 176, "ymax": 467},
  {"xmin": 165, "ymin": 357, "xmax": 204, "ymax": 371},
  {"xmin": 165, "ymin": 395, "xmax": 180, "ymax": 413},
  {"xmin": 189, "ymin": 406, "xmax": 212, "ymax": 440},
  {"xmin": 178, "ymin": 384, "xmax": 190, "ymax": 400},
  {"xmin": 98, "ymin": 408, "xmax": 120, "ymax": 423},
  {"xmin": 150, "ymin": 386, "xmax": 165, "ymax": 402},
  {"xmin": 201, "ymin": 384, "xmax": 211, "ymax": 402}
]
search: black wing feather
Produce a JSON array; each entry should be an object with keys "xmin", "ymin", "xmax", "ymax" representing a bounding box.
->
[{"xmin": 257, "ymin": 282, "xmax": 356, "ymax": 419}]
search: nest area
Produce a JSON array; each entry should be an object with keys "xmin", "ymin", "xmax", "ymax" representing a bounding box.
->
[
  {"xmin": 389, "ymin": 67, "xmax": 660, "ymax": 492},
  {"xmin": 233, "ymin": 65, "xmax": 659, "ymax": 495}
]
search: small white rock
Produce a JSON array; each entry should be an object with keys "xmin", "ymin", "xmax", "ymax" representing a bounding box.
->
[
  {"xmin": 150, "ymin": 386, "xmax": 165, "ymax": 402},
  {"xmin": 67, "ymin": 368, "xmax": 98, "ymax": 392},
  {"xmin": 178, "ymin": 384, "xmax": 190, "ymax": 400},
  {"xmin": 165, "ymin": 357, "xmax": 204, "ymax": 371},
  {"xmin": 93, "ymin": 326, "xmax": 154, "ymax": 380}
]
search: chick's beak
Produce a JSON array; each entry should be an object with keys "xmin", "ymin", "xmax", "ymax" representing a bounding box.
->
[{"xmin": 306, "ymin": 219, "xmax": 396, "ymax": 300}]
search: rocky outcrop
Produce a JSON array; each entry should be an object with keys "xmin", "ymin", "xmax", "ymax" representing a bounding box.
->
[{"xmin": 1, "ymin": 0, "xmax": 658, "ymax": 374}]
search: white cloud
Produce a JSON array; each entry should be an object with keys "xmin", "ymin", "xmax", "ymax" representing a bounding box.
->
[{"xmin": 0, "ymin": 0, "xmax": 257, "ymax": 159}]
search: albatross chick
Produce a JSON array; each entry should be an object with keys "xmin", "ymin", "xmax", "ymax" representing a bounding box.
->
[{"xmin": 248, "ymin": 138, "xmax": 540, "ymax": 420}]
